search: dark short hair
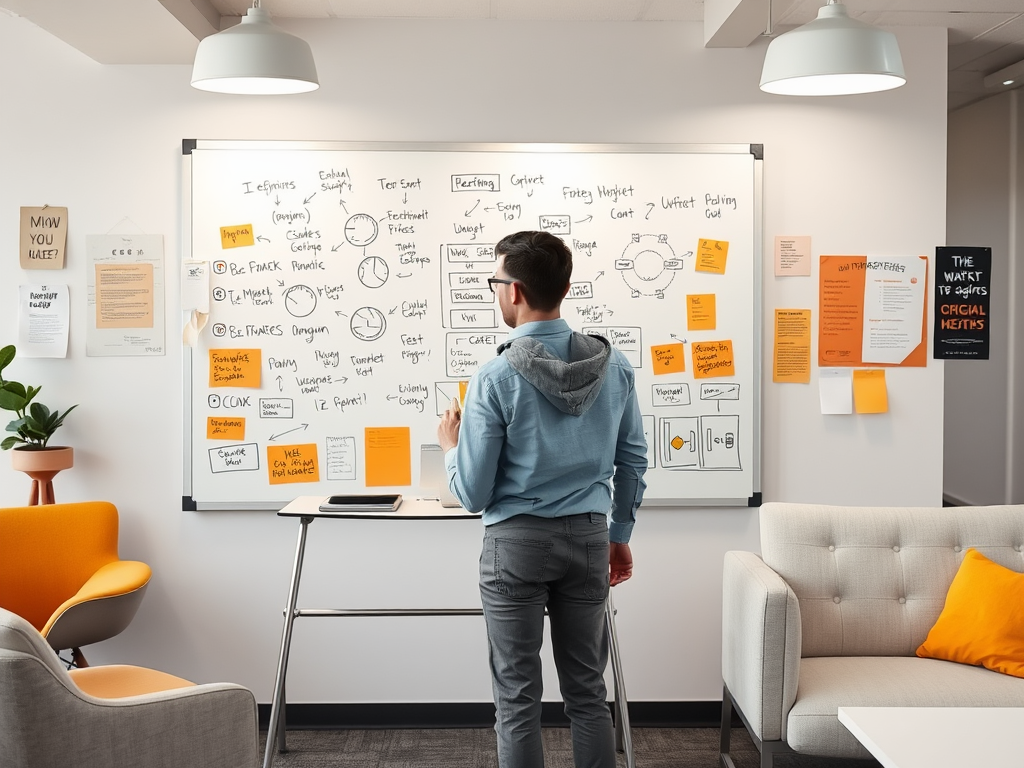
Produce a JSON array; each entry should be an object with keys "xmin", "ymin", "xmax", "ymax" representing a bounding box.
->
[{"xmin": 494, "ymin": 231, "xmax": 572, "ymax": 312}]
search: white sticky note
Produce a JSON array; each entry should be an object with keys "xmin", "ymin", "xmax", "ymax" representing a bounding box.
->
[
  {"xmin": 181, "ymin": 260, "xmax": 210, "ymax": 313},
  {"xmin": 819, "ymin": 368, "xmax": 853, "ymax": 415}
]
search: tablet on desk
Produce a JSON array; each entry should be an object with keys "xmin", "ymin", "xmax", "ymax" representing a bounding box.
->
[{"xmin": 318, "ymin": 494, "xmax": 403, "ymax": 514}]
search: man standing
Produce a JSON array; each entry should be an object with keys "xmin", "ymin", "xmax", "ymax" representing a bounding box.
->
[{"xmin": 437, "ymin": 231, "xmax": 648, "ymax": 768}]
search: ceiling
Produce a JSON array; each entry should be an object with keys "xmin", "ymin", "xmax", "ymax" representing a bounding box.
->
[{"xmin": 2, "ymin": 0, "xmax": 1023, "ymax": 111}]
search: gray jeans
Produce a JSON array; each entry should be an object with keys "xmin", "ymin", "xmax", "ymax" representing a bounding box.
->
[{"xmin": 479, "ymin": 513, "xmax": 613, "ymax": 768}]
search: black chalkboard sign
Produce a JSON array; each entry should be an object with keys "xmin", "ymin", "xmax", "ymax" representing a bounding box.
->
[{"xmin": 934, "ymin": 246, "xmax": 991, "ymax": 359}]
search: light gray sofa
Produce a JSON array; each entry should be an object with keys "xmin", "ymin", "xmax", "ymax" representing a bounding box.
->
[{"xmin": 720, "ymin": 502, "xmax": 1024, "ymax": 768}]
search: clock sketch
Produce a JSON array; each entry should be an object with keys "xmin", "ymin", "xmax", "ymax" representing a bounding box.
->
[
  {"xmin": 350, "ymin": 306, "xmax": 387, "ymax": 341},
  {"xmin": 283, "ymin": 284, "xmax": 317, "ymax": 317},
  {"xmin": 357, "ymin": 256, "xmax": 389, "ymax": 289},
  {"xmin": 344, "ymin": 213, "xmax": 379, "ymax": 247}
]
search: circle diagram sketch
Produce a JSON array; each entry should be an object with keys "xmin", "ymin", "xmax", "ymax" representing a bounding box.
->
[
  {"xmin": 283, "ymin": 285, "xmax": 318, "ymax": 317},
  {"xmin": 344, "ymin": 213, "xmax": 379, "ymax": 247},
  {"xmin": 357, "ymin": 256, "xmax": 389, "ymax": 288},
  {"xmin": 350, "ymin": 306, "xmax": 387, "ymax": 341}
]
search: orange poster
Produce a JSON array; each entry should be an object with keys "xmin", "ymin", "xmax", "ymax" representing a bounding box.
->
[
  {"xmin": 365, "ymin": 426, "xmax": 412, "ymax": 487},
  {"xmin": 773, "ymin": 309, "xmax": 811, "ymax": 384},
  {"xmin": 267, "ymin": 443, "xmax": 320, "ymax": 485}
]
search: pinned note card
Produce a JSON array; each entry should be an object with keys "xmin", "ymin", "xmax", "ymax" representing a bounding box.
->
[
  {"xmin": 695, "ymin": 239, "xmax": 729, "ymax": 274},
  {"xmin": 687, "ymin": 294, "xmax": 716, "ymax": 331},
  {"xmin": 651, "ymin": 343, "xmax": 685, "ymax": 374},
  {"xmin": 220, "ymin": 224, "xmax": 254, "ymax": 249},
  {"xmin": 267, "ymin": 443, "xmax": 320, "ymax": 484},
  {"xmin": 691, "ymin": 340, "xmax": 735, "ymax": 379},
  {"xmin": 207, "ymin": 417, "xmax": 245, "ymax": 440},
  {"xmin": 853, "ymin": 369, "xmax": 888, "ymax": 414},
  {"xmin": 365, "ymin": 427, "xmax": 412, "ymax": 487},
  {"xmin": 20, "ymin": 206, "xmax": 68, "ymax": 270},
  {"xmin": 819, "ymin": 368, "xmax": 853, "ymax": 414},
  {"xmin": 209, "ymin": 348, "xmax": 261, "ymax": 387}
]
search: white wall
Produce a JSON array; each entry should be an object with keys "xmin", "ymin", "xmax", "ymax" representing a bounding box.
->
[
  {"xmin": 0, "ymin": 16, "xmax": 947, "ymax": 704},
  {"xmin": 946, "ymin": 91, "xmax": 1024, "ymax": 506}
]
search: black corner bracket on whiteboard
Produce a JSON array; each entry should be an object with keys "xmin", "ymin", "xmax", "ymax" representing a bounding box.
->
[
  {"xmin": 182, "ymin": 496, "xmax": 198, "ymax": 512},
  {"xmin": 749, "ymin": 144, "xmax": 763, "ymax": 160},
  {"xmin": 747, "ymin": 493, "xmax": 762, "ymax": 507},
  {"xmin": 182, "ymin": 139, "xmax": 197, "ymax": 156}
]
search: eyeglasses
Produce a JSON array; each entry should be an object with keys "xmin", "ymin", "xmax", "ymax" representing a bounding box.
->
[{"xmin": 487, "ymin": 278, "xmax": 517, "ymax": 293}]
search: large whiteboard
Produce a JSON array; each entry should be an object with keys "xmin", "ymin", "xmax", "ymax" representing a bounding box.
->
[{"xmin": 182, "ymin": 141, "xmax": 762, "ymax": 510}]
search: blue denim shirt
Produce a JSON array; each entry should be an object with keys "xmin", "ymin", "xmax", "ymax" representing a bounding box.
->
[{"xmin": 444, "ymin": 318, "xmax": 648, "ymax": 543}]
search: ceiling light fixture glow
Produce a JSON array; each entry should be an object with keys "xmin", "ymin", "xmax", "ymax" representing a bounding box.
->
[
  {"xmin": 191, "ymin": 2, "xmax": 318, "ymax": 95},
  {"xmin": 760, "ymin": 1, "xmax": 905, "ymax": 96}
]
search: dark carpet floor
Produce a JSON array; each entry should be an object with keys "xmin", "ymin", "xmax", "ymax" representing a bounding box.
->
[{"xmin": 258, "ymin": 727, "xmax": 881, "ymax": 767}]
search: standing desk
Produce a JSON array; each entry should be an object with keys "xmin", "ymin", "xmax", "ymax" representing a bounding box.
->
[{"xmin": 264, "ymin": 495, "xmax": 634, "ymax": 768}]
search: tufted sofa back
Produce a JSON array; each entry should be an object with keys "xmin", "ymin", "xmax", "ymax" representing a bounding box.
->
[{"xmin": 759, "ymin": 502, "xmax": 1024, "ymax": 658}]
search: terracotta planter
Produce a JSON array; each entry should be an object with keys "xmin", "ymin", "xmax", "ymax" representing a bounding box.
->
[{"xmin": 10, "ymin": 446, "xmax": 73, "ymax": 505}]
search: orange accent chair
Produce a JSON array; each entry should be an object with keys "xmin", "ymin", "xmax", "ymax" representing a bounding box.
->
[
  {"xmin": 0, "ymin": 501, "xmax": 151, "ymax": 667},
  {"xmin": 0, "ymin": 607, "xmax": 258, "ymax": 768}
]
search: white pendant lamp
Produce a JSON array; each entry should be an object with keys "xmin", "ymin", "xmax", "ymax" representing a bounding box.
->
[
  {"xmin": 760, "ymin": 1, "xmax": 905, "ymax": 96},
  {"xmin": 191, "ymin": 2, "xmax": 318, "ymax": 95}
]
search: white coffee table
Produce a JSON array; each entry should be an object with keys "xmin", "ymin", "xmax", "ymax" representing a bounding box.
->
[{"xmin": 838, "ymin": 706, "xmax": 1024, "ymax": 768}]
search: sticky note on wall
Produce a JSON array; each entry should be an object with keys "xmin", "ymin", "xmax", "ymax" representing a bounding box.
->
[
  {"xmin": 267, "ymin": 443, "xmax": 320, "ymax": 485},
  {"xmin": 365, "ymin": 427, "xmax": 412, "ymax": 487},
  {"xmin": 209, "ymin": 349, "xmax": 261, "ymax": 387},
  {"xmin": 650, "ymin": 343, "xmax": 685, "ymax": 374},
  {"xmin": 691, "ymin": 340, "xmax": 735, "ymax": 379},
  {"xmin": 695, "ymin": 239, "xmax": 729, "ymax": 274},
  {"xmin": 853, "ymin": 369, "xmax": 888, "ymax": 414},
  {"xmin": 687, "ymin": 294, "xmax": 716, "ymax": 331},
  {"xmin": 220, "ymin": 224, "xmax": 255, "ymax": 249},
  {"xmin": 207, "ymin": 416, "xmax": 245, "ymax": 440}
]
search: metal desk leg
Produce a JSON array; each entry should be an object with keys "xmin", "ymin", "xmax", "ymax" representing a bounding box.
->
[
  {"xmin": 263, "ymin": 515, "xmax": 313, "ymax": 768},
  {"xmin": 606, "ymin": 593, "xmax": 634, "ymax": 768}
]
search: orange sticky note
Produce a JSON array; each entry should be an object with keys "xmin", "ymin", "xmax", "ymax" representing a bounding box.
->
[
  {"xmin": 267, "ymin": 443, "xmax": 320, "ymax": 485},
  {"xmin": 458, "ymin": 380, "xmax": 469, "ymax": 404},
  {"xmin": 687, "ymin": 294, "xmax": 716, "ymax": 331},
  {"xmin": 853, "ymin": 369, "xmax": 888, "ymax": 414},
  {"xmin": 220, "ymin": 224, "xmax": 254, "ymax": 249},
  {"xmin": 695, "ymin": 239, "xmax": 729, "ymax": 274},
  {"xmin": 365, "ymin": 427, "xmax": 412, "ymax": 487},
  {"xmin": 650, "ymin": 343, "xmax": 685, "ymax": 374},
  {"xmin": 207, "ymin": 416, "xmax": 245, "ymax": 440},
  {"xmin": 691, "ymin": 340, "xmax": 735, "ymax": 379},
  {"xmin": 209, "ymin": 349, "xmax": 261, "ymax": 388}
]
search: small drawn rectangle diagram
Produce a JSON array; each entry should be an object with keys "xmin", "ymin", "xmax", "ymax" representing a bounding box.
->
[
  {"xmin": 451, "ymin": 174, "xmax": 499, "ymax": 192},
  {"xmin": 700, "ymin": 383, "xmax": 740, "ymax": 400},
  {"xmin": 450, "ymin": 309, "xmax": 496, "ymax": 329},
  {"xmin": 208, "ymin": 442, "xmax": 260, "ymax": 473},
  {"xmin": 449, "ymin": 288, "xmax": 492, "ymax": 304},
  {"xmin": 449, "ymin": 272, "xmax": 487, "ymax": 289},
  {"xmin": 567, "ymin": 282, "xmax": 594, "ymax": 299},
  {"xmin": 445, "ymin": 244, "xmax": 495, "ymax": 263},
  {"xmin": 260, "ymin": 398, "xmax": 293, "ymax": 418},
  {"xmin": 326, "ymin": 436, "xmax": 357, "ymax": 481},
  {"xmin": 446, "ymin": 331, "xmax": 508, "ymax": 378},
  {"xmin": 539, "ymin": 215, "xmax": 570, "ymax": 235},
  {"xmin": 652, "ymin": 383, "xmax": 691, "ymax": 407}
]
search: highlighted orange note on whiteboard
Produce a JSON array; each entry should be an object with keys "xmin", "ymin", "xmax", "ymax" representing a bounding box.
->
[
  {"xmin": 650, "ymin": 343, "xmax": 685, "ymax": 374},
  {"xmin": 207, "ymin": 416, "xmax": 245, "ymax": 440},
  {"xmin": 691, "ymin": 340, "xmax": 735, "ymax": 379},
  {"xmin": 365, "ymin": 427, "xmax": 411, "ymax": 487},
  {"xmin": 220, "ymin": 224, "xmax": 254, "ymax": 249},
  {"xmin": 695, "ymin": 239, "xmax": 729, "ymax": 274},
  {"xmin": 209, "ymin": 349, "xmax": 261, "ymax": 387},
  {"xmin": 267, "ymin": 443, "xmax": 320, "ymax": 485},
  {"xmin": 687, "ymin": 294, "xmax": 716, "ymax": 331}
]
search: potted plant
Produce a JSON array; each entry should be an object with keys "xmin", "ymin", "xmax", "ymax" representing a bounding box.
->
[{"xmin": 0, "ymin": 344, "xmax": 77, "ymax": 504}]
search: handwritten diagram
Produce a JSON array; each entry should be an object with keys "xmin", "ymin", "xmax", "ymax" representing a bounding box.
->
[{"xmin": 186, "ymin": 143, "xmax": 760, "ymax": 506}]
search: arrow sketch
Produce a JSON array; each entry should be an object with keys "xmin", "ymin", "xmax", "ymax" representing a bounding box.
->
[
  {"xmin": 257, "ymin": 235, "xmax": 270, "ymax": 243},
  {"xmin": 269, "ymin": 423, "xmax": 309, "ymax": 442},
  {"xmin": 303, "ymin": 193, "xmax": 316, "ymax": 205},
  {"xmin": 465, "ymin": 199, "xmax": 480, "ymax": 217}
]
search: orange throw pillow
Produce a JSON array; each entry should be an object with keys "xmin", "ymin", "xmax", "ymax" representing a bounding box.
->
[{"xmin": 916, "ymin": 548, "xmax": 1024, "ymax": 678}]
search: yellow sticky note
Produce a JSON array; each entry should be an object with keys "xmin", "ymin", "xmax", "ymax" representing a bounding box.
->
[
  {"xmin": 267, "ymin": 443, "xmax": 320, "ymax": 485},
  {"xmin": 207, "ymin": 416, "xmax": 245, "ymax": 440},
  {"xmin": 220, "ymin": 224, "xmax": 255, "ymax": 249},
  {"xmin": 853, "ymin": 369, "xmax": 888, "ymax": 414},
  {"xmin": 687, "ymin": 294, "xmax": 716, "ymax": 331},
  {"xmin": 695, "ymin": 239, "xmax": 729, "ymax": 274},
  {"xmin": 651, "ymin": 343, "xmax": 685, "ymax": 375},
  {"xmin": 365, "ymin": 427, "xmax": 412, "ymax": 487},
  {"xmin": 691, "ymin": 340, "xmax": 735, "ymax": 379},
  {"xmin": 209, "ymin": 348, "xmax": 261, "ymax": 388},
  {"xmin": 458, "ymin": 380, "xmax": 469, "ymax": 404}
]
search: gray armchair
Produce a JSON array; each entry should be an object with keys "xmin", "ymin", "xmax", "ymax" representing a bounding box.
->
[{"xmin": 0, "ymin": 607, "xmax": 258, "ymax": 768}]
